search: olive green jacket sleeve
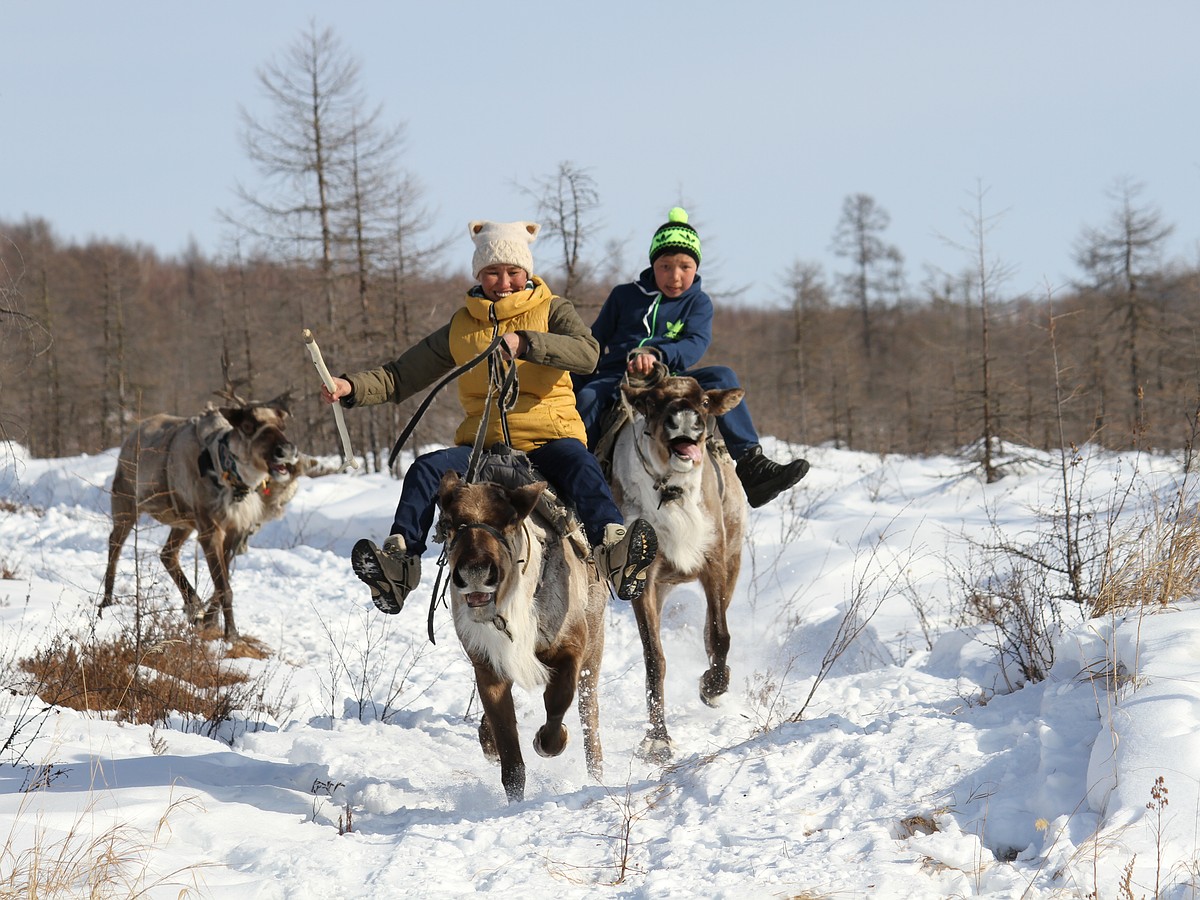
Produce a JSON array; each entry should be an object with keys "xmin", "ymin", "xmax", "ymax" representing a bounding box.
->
[
  {"xmin": 341, "ymin": 323, "xmax": 456, "ymax": 408},
  {"xmin": 519, "ymin": 296, "xmax": 600, "ymax": 375},
  {"xmin": 341, "ymin": 296, "xmax": 598, "ymax": 408}
]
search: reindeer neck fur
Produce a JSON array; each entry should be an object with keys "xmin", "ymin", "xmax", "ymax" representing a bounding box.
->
[
  {"xmin": 452, "ymin": 516, "xmax": 550, "ymax": 690},
  {"xmin": 216, "ymin": 487, "xmax": 269, "ymax": 533},
  {"xmin": 614, "ymin": 422, "xmax": 716, "ymax": 577}
]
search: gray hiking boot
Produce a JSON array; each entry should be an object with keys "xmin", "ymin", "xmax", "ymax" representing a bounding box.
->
[
  {"xmin": 598, "ymin": 519, "xmax": 658, "ymax": 603},
  {"xmin": 735, "ymin": 445, "xmax": 810, "ymax": 509},
  {"xmin": 351, "ymin": 534, "xmax": 421, "ymax": 614}
]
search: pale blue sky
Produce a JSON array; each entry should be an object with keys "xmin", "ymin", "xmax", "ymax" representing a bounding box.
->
[{"xmin": 4, "ymin": 1, "xmax": 1198, "ymax": 303}]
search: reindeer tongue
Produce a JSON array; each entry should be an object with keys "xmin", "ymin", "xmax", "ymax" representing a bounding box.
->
[
  {"xmin": 465, "ymin": 592, "xmax": 492, "ymax": 608},
  {"xmin": 671, "ymin": 439, "xmax": 702, "ymax": 462}
]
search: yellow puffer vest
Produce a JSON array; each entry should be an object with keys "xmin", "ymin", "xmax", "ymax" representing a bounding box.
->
[{"xmin": 451, "ymin": 277, "xmax": 588, "ymax": 452}]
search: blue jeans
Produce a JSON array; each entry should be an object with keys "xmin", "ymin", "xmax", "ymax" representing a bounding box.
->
[
  {"xmin": 390, "ymin": 438, "xmax": 622, "ymax": 555},
  {"xmin": 575, "ymin": 364, "xmax": 759, "ymax": 459}
]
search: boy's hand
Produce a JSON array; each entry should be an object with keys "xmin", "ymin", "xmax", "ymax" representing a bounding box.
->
[{"xmin": 627, "ymin": 350, "xmax": 658, "ymax": 376}]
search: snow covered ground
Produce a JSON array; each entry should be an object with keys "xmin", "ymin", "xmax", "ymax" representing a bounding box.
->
[{"xmin": 2, "ymin": 437, "xmax": 1200, "ymax": 899}]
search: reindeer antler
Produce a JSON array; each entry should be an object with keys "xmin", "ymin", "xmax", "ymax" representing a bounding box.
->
[{"xmin": 215, "ymin": 351, "xmax": 251, "ymax": 405}]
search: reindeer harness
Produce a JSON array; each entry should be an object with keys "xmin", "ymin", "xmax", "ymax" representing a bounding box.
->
[{"xmin": 198, "ymin": 429, "xmax": 265, "ymax": 502}]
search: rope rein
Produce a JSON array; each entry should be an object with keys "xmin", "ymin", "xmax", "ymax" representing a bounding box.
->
[
  {"xmin": 418, "ymin": 315, "xmax": 521, "ymax": 643},
  {"xmin": 387, "ymin": 331, "xmax": 511, "ymax": 470}
]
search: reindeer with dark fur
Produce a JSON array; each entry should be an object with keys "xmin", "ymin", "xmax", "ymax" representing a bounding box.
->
[
  {"xmin": 100, "ymin": 398, "xmax": 299, "ymax": 641},
  {"xmin": 608, "ymin": 368, "xmax": 747, "ymax": 762},
  {"xmin": 436, "ymin": 470, "xmax": 607, "ymax": 803}
]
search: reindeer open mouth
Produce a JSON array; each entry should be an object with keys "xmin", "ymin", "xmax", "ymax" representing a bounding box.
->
[
  {"xmin": 268, "ymin": 444, "xmax": 300, "ymax": 480},
  {"xmin": 668, "ymin": 435, "xmax": 703, "ymax": 464},
  {"xmin": 663, "ymin": 406, "xmax": 706, "ymax": 470},
  {"xmin": 464, "ymin": 589, "xmax": 495, "ymax": 608}
]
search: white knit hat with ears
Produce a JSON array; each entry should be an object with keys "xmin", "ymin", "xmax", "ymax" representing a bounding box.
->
[{"xmin": 469, "ymin": 220, "xmax": 540, "ymax": 279}]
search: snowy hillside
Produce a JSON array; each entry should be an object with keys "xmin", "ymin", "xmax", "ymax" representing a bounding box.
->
[{"xmin": 2, "ymin": 439, "xmax": 1199, "ymax": 899}]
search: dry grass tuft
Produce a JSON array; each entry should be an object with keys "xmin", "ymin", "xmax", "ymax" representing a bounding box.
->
[
  {"xmin": 899, "ymin": 814, "xmax": 940, "ymax": 838},
  {"xmin": 1092, "ymin": 507, "xmax": 1200, "ymax": 616},
  {"xmin": 0, "ymin": 793, "xmax": 208, "ymax": 897},
  {"xmin": 0, "ymin": 498, "xmax": 43, "ymax": 517}
]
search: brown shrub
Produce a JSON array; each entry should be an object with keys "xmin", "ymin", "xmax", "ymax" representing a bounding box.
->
[{"xmin": 19, "ymin": 616, "xmax": 261, "ymax": 728}]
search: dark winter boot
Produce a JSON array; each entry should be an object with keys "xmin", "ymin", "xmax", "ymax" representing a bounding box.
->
[
  {"xmin": 351, "ymin": 534, "xmax": 421, "ymax": 614},
  {"xmin": 597, "ymin": 519, "xmax": 658, "ymax": 602},
  {"xmin": 735, "ymin": 446, "xmax": 810, "ymax": 509}
]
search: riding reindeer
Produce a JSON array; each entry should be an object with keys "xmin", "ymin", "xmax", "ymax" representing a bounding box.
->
[
  {"xmin": 607, "ymin": 367, "xmax": 747, "ymax": 762},
  {"xmin": 436, "ymin": 470, "xmax": 607, "ymax": 803},
  {"xmin": 100, "ymin": 397, "xmax": 299, "ymax": 641}
]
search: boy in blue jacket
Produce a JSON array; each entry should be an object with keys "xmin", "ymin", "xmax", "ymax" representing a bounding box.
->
[{"xmin": 575, "ymin": 207, "xmax": 809, "ymax": 508}]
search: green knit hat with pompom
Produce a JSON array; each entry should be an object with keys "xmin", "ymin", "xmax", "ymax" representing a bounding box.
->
[{"xmin": 648, "ymin": 207, "xmax": 702, "ymax": 264}]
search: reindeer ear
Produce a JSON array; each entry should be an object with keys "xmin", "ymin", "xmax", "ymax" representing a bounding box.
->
[
  {"xmin": 705, "ymin": 388, "xmax": 745, "ymax": 417},
  {"xmin": 265, "ymin": 391, "xmax": 293, "ymax": 419},
  {"xmin": 507, "ymin": 480, "xmax": 546, "ymax": 521},
  {"xmin": 220, "ymin": 406, "xmax": 251, "ymax": 432},
  {"xmin": 621, "ymin": 383, "xmax": 653, "ymax": 415}
]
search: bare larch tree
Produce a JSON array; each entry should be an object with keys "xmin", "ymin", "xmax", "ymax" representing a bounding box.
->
[
  {"xmin": 1074, "ymin": 176, "xmax": 1174, "ymax": 443},
  {"xmin": 831, "ymin": 193, "xmax": 904, "ymax": 363}
]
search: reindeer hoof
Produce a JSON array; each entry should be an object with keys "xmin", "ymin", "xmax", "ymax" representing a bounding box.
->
[
  {"xmin": 534, "ymin": 724, "xmax": 568, "ymax": 758},
  {"xmin": 183, "ymin": 598, "xmax": 202, "ymax": 622},
  {"xmin": 636, "ymin": 733, "xmax": 675, "ymax": 764},
  {"xmin": 700, "ymin": 665, "xmax": 730, "ymax": 706}
]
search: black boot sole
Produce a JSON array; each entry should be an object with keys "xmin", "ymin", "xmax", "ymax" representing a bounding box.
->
[
  {"xmin": 351, "ymin": 539, "xmax": 404, "ymax": 614},
  {"xmin": 617, "ymin": 519, "xmax": 658, "ymax": 603}
]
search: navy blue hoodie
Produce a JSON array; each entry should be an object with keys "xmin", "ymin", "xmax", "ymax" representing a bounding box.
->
[{"xmin": 590, "ymin": 268, "xmax": 713, "ymax": 377}]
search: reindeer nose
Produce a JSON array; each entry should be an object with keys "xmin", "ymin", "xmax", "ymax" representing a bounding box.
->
[
  {"xmin": 273, "ymin": 441, "xmax": 296, "ymax": 460},
  {"xmin": 453, "ymin": 562, "xmax": 498, "ymax": 589}
]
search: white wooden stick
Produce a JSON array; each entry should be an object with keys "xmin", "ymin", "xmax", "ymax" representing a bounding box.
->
[{"xmin": 303, "ymin": 329, "xmax": 359, "ymax": 469}]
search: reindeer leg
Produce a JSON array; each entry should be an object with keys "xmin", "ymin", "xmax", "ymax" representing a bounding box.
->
[
  {"xmin": 577, "ymin": 607, "xmax": 605, "ymax": 783},
  {"xmin": 197, "ymin": 526, "xmax": 237, "ymax": 641},
  {"xmin": 474, "ymin": 664, "xmax": 524, "ymax": 803},
  {"xmin": 219, "ymin": 537, "xmax": 239, "ymax": 641},
  {"xmin": 101, "ymin": 479, "xmax": 137, "ymax": 611},
  {"xmin": 478, "ymin": 713, "xmax": 501, "ymax": 765},
  {"xmin": 533, "ymin": 647, "xmax": 581, "ymax": 760},
  {"xmin": 698, "ymin": 565, "xmax": 733, "ymax": 706},
  {"xmin": 632, "ymin": 580, "xmax": 674, "ymax": 763},
  {"xmin": 160, "ymin": 526, "xmax": 204, "ymax": 619}
]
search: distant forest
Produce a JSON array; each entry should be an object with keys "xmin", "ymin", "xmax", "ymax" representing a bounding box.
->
[{"xmin": 3, "ymin": 24, "xmax": 1199, "ymax": 476}]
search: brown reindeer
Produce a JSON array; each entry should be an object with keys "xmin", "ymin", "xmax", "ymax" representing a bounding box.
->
[
  {"xmin": 436, "ymin": 470, "xmax": 607, "ymax": 803},
  {"xmin": 100, "ymin": 400, "xmax": 299, "ymax": 641},
  {"xmin": 608, "ymin": 370, "xmax": 747, "ymax": 762}
]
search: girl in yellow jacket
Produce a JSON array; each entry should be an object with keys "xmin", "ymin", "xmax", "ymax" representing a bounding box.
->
[{"xmin": 321, "ymin": 220, "xmax": 656, "ymax": 614}]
